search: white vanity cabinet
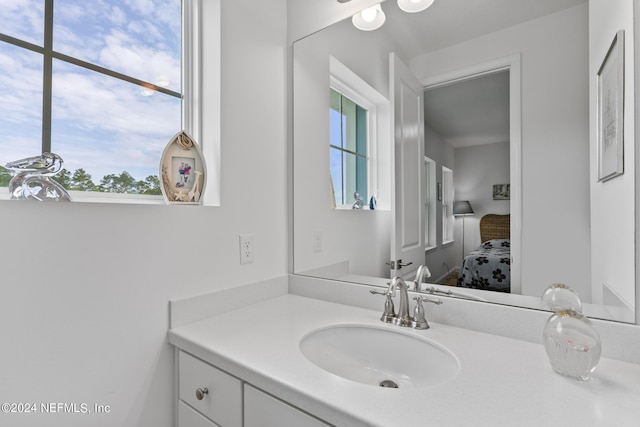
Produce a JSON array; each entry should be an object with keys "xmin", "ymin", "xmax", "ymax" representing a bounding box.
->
[
  {"xmin": 177, "ymin": 350, "xmax": 331, "ymax": 427},
  {"xmin": 178, "ymin": 351, "xmax": 242, "ymax": 427},
  {"xmin": 244, "ymin": 384, "xmax": 330, "ymax": 427}
]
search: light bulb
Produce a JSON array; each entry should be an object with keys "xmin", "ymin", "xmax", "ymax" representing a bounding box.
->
[
  {"xmin": 397, "ymin": 0, "xmax": 434, "ymax": 13},
  {"xmin": 352, "ymin": 4, "xmax": 385, "ymax": 31},
  {"xmin": 361, "ymin": 6, "xmax": 378, "ymax": 22}
]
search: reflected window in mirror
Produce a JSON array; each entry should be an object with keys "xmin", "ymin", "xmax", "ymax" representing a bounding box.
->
[
  {"xmin": 442, "ymin": 166, "xmax": 454, "ymax": 244},
  {"xmin": 330, "ymin": 88, "xmax": 368, "ymax": 207},
  {"xmin": 328, "ymin": 56, "xmax": 389, "ymax": 210},
  {"xmin": 424, "ymin": 157, "xmax": 436, "ymax": 250}
]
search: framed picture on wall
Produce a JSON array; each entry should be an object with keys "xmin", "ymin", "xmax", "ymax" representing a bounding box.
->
[
  {"xmin": 597, "ymin": 30, "xmax": 625, "ymax": 182},
  {"xmin": 493, "ymin": 184, "xmax": 510, "ymax": 200},
  {"xmin": 159, "ymin": 131, "xmax": 207, "ymax": 204}
]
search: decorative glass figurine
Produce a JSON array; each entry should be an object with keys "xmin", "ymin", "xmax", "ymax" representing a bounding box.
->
[
  {"xmin": 543, "ymin": 310, "xmax": 601, "ymax": 380},
  {"xmin": 5, "ymin": 152, "xmax": 71, "ymax": 202},
  {"xmin": 541, "ymin": 283, "xmax": 601, "ymax": 380},
  {"xmin": 541, "ymin": 283, "xmax": 583, "ymax": 312}
]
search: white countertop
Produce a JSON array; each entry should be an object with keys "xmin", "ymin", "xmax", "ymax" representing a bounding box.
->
[{"xmin": 168, "ymin": 294, "xmax": 640, "ymax": 427}]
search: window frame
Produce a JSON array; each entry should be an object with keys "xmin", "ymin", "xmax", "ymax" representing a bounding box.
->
[
  {"xmin": 441, "ymin": 166, "xmax": 454, "ymax": 244},
  {"xmin": 424, "ymin": 156, "xmax": 437, "ymax": 251}
]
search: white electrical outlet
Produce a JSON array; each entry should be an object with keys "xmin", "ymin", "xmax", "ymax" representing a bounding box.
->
[
  {"xmin": 239, "ymin": 234, "xmax": 254, "ymax": 264},
  {"xmin": 313, "ymin": 231, "xmax": 322, "ymax": 253}
]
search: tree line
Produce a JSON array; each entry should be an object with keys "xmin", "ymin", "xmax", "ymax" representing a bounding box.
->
[{"xmin": 0, "ymin": 166, "xmax": 162, "ymax": 195}]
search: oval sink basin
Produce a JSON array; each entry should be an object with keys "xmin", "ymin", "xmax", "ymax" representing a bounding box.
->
[{"xmin": 299, "ymin": 325, "xmax": 460, "ymax": 388}]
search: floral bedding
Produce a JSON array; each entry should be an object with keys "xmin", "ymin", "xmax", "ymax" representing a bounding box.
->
[{"xmin": 457, "ymin": 239, "xmax": 511, "ymax": 293}]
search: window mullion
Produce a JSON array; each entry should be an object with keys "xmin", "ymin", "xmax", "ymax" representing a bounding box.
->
[{"xmin": 41, "ymin": 0, "xmax": 54, "ymax": 153}]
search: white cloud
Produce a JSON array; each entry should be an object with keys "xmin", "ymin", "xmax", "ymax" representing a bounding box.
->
[
  {"xmin": 109, "ymin": 6, "xmax": 127, "ymax": 27},
  {"xmin": 0, "ymin": 46, "xmax": 42, "ymax": 125},
  {"xmin": 124, "ymin": 0, "xmax": 155, "ymax": 16},
  {"xmin": 98, "ymin": 30, "xmax": 180, "ymax": 89},
  {"xmin": 0, "ymin": 0, "xmax": 44, "ymax": 44}
]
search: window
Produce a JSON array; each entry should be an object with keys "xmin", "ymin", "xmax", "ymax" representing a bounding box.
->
[
  {"xmin": 424, "ymin": 157, "xmax": 436, "ymax": 249},
  {"xmin": 0, "ymin": 0, "xmax": 189, "ymax": 197},
  {"xmin": 442, "ymin": 166, "xmax": 454, "ymax": 243},
  {"xmin": 330, "ymin": 88, "xmax": 368, "ymax": 206},
  {"xmin": 328, "ymin": 56, "xmax": 389, "ymax": 210}
]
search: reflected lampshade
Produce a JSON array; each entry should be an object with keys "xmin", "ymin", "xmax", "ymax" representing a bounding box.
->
[{"xmin": 453, "ymin": 200, "xmax": 474, "ymax": 216}]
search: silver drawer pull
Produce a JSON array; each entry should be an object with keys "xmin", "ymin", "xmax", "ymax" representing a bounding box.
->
[{"xmin": 195, "ymin": 387, "xmax": 209, "ymax": 400}]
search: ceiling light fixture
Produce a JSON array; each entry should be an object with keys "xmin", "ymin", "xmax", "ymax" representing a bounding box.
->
[
  {"xmin": 352, "ymin": 4, "xmax": 386, "ymax": 31},
  {"xmin": 348, "ymin": 0, "xmax": 435, "ymax": 32},
  {"xmin": 397, "ymin": 0, "xmax": 435, "ymax": 13}
]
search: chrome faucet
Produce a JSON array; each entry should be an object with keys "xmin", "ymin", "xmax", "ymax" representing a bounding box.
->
[
  {"xmin": 413, "ymin": 264, "xmax": 432, "ymax": 291},
  {"xmin": 370, "ymin": 276, "xmax": 442, "ymax": 329},
  {"xmin": 387, "ymin": 277, "xmax": 413, "ymax": 327}
]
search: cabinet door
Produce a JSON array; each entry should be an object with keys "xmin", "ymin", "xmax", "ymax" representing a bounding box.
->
[
  {"xmin": 179, "ymin": 351, "xmax": 242, "ymax": 427},
  {"xmin": 178, "ymin": 401, "xmax": 218, "ymax": 427},
  {"xmin": 244, "ymin": 385, "xmax": 330, "ymax": 427}
]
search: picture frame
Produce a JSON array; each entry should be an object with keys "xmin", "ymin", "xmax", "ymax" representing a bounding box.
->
[
  {"xmin": 159, "ymin": 131, "xmax": 207, "ymax": 204},
  {"xmin": 492, "ymin": 184, "xmax": 510, "ymax": 200},
  {"xmin": 597, "ymin": 30, "xmax": 625, "ymax": 182}
]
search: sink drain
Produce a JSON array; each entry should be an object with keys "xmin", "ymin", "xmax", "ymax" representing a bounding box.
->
[{"xmin": 379, "ymin": 379, "xmax": 399, "ymax": 388}]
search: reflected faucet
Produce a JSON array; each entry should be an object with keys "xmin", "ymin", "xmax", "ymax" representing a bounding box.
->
[{"xmin": 413, "ymin": 265, "xmax": 432, "ymax": 291}]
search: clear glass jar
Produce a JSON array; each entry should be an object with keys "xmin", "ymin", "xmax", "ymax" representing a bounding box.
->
[
  {"xmin": 543, "ymin": 309, "xmax": 601, "ymax": 380},
  {"xmin": 541, "ymin": 283, "xmax": 582, "ymax": 312}
]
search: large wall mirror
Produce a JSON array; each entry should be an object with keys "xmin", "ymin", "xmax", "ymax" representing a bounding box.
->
[{"xmin": 292, "ymin": 0, "xmax": 637, "ymax": 323}]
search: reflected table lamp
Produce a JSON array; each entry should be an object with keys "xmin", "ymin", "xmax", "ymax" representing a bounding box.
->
[{"xmin": 453, "ymin": 201, "xmax": 474, "ymax": 262}]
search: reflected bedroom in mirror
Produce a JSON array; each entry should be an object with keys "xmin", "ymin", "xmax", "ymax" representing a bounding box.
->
[{"xmin": 293, "ymin": 0, "xmax": 636, "ymax": 323}]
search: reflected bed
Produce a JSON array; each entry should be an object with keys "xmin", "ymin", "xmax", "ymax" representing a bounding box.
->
[{"xmin": 458, "ymin": 214, "xmax": 511, "ymax": 293}]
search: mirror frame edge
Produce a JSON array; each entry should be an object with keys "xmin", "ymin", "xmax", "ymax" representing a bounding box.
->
[{"xmin": 634, "ymin": 0, "xmax": 640, "ymax": 325}]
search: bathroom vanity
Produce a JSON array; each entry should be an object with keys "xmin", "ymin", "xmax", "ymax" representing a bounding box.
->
[
  {"xmin": 176, "ymin": 350, "xmax": 328, "ymax": 427},
  {"xmin": 168, "ymin": 277, "xmax": 640, "ymax": 427}
]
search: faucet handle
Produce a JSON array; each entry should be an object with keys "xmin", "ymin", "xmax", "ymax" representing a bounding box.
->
[
  {"xmin": 411, "ymin": 295, "xmax": 442, "ymax": 330},
  {"xmin": 370, "ymin": 289, "xmax": 396, "ymax": 322},
  {"xmin": 414, "ymin": 295, "xmax": 443, "ymax": 305}
]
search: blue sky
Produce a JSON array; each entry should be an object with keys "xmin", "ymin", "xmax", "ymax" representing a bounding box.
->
[{"xmin": 0, "ymin": 0, "xmax": 182, "ymax": 183}]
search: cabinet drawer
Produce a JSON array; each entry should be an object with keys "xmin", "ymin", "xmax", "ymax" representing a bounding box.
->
[
  {"xmin": 244, "ymin": 385, "xmax": 331, "ymax": 427},
  {"xmin": 179, "ymin": 351, "xmax": 242, "ymax": 427},
  {"xmin": 178, "ymin": 401, "xmax": 218, "ymax": 427}
]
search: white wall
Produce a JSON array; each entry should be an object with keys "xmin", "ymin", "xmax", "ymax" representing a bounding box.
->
[
  {"xmin": 411, "ymin": 4, "xmax": 591, "ymax": 300},
  {"xmin": 454, "ymin": 142, "xmax": 510, "ymax": 253},
  {"xmin": 0, "ymin": 1, "xmax": 288, "ymax": 426},
  {"xmin": 589, "ymin": 0, "xmax": 636, "ymax": 311}
]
